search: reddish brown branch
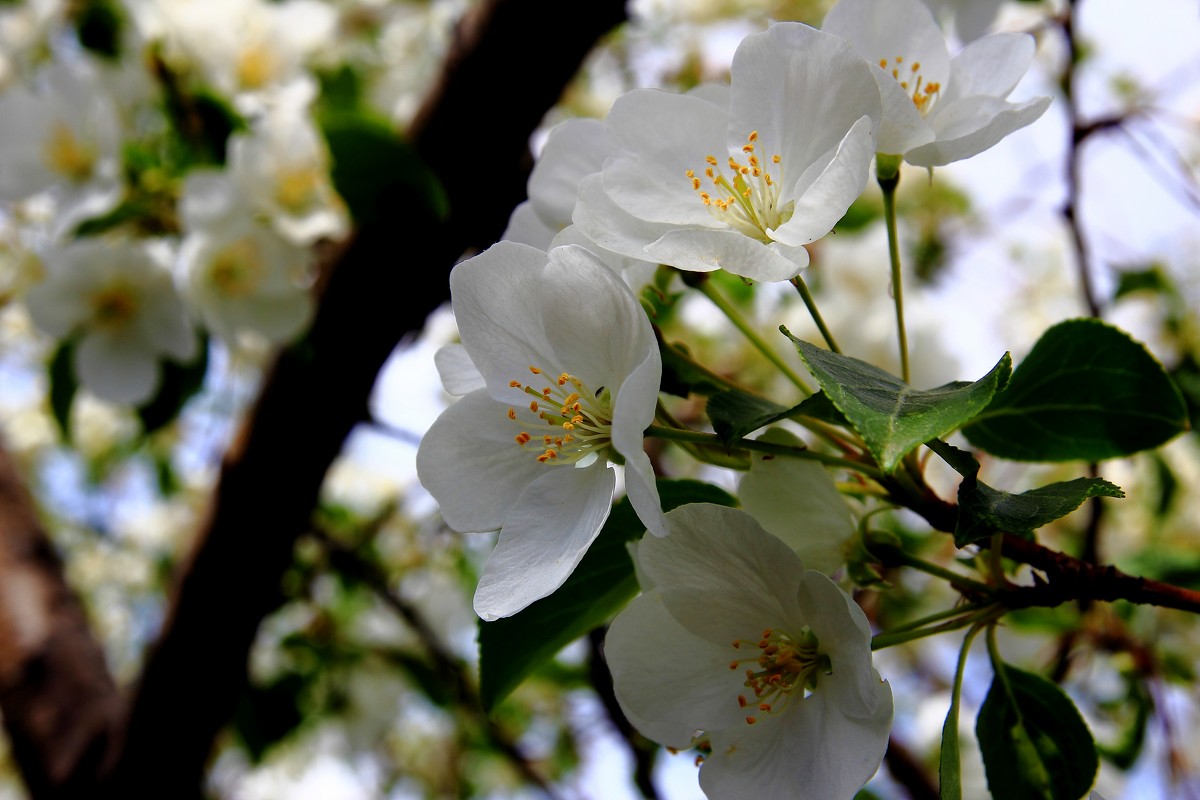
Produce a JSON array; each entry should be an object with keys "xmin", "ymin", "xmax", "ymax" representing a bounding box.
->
[{"xmin": 0, "ymin": 442, "xmax": 120, "ymax": 798}]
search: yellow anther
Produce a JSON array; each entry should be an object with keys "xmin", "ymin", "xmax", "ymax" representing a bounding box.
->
[
  {"xmin": 706, "ymin": 155, "xmax": 718, "ymax": 165},
  {"xmin": 508, "ymin": 408, "xmax": 517, "ymax": 420},
  {"xmin": 529, "ymin": 400, "xmax": 539, "ymax": 412},
  {"xmin": 509, "ymin": 380, "xmax": 522, "ymax": 388},
  {"xmin": 692, "ymin": 177, "xmax": 701, "ymax": 189},
  {"xmin": 529, "ymin": 366, "xmax": 541, "ymax": 374}
]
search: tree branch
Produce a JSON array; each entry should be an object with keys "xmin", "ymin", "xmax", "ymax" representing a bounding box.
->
[
  {"xmin": 0, "ymin": 441, "xmax": 120, "ymax": 798},
  {"xmin": 98, "ymin": 1, "xmax": 627, "ymax": 795}
]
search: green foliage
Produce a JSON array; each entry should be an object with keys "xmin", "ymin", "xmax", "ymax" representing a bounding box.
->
[
  {"xmin": 48, "ymin": 340, "xmax": 77, "ymax": 440},
  {"xmin": 976, "ymin": 662, "xmax": 1098, "ymax": 800},
  {"xmin": 137, "ymin": 336, "xmax": 210, "ymax": 435},
  {"xmin": 319, "ymin": 110, "xmax": 448, "ymax": 226},
  {"xmin": 477, "ymin": 479, "xmax": 737, "ymax": 712},
  {"xmin": 928, "ymin": 440, "xmax": 1124, "ymax": 547},
  {"xmin": 74, "ymin": 0, "xmax": 125, "ymax": 60},
  {"xmin": 782, "ymin": 327, "xmax": 1011, "ymax": 472},
  {"xmin": 963, "ymin": 318, "xmax": 1190, "ymax": 461},
  {"xmin": 707, "ymin": 390, "xmax": 790, "ymax": 443},
  {"xmin": 234, "ymin": 673, "xmax": 309, "ymax": 763}
]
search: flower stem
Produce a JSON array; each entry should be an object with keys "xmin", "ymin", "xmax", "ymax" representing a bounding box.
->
[
  {"xmin": 871, "ymin": 542, "xmax": 994, "ymax": 596},
  {"xmin": 871, "ymin": 606, "xmax": 1000, "ymax": 651},
  {"xmin": 644, "ymin": 424, "xmax": 883, "ymax": 481},
  {"xmin": 940, "ymin": 622, "xmax": 987, "ymax": 800},
  {"xmin": 878, "ymin": 165, "xmax": 910, "ymax": 383},
  {"xmin": 789, "ymin": 274, "xmax": 841, "ymax": 353},
  {"xmin": 694, "ymin": 278, "xmax": 814, "ymax": 396}
]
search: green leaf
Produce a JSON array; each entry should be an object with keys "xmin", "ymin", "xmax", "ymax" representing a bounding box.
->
[
  {"xmin": 477, "ymin": 479, "xmax": 737, "ymax": 712},
  {"xmin": 48, "ymin": 340, "xmax": 77, "ymax": 440},
  {"xmin": 137, "ymin": 337, "xmax": 209, "ymax": 434},
  {"xmin": 319, "ymin": 111, "xmax": 448, "ymax": 226},
  {"xmin": 958, "ymin": 477, "xmax": 1124, "ymax": 546},
  {"xmin": 781, "ymin": 327, "xmax": 1011, "ymax": 472},
  {"xmin": 963, "ymin": 318, "xmax": 1190, "ymax": 461},
  {"xmin": 927, "ymin": 440, "xmax": 1124, "ymax": 547},
  {"xmin": 75, "ymin": 0, "xmax": 125, "ymax": 60},
  {"xmin": 976, "ymin": 662, "xmax": 1098, "ymax": 800},
  {"xmin": 707, "ymin": 390, "xmax": 790, "ymax": 444}
]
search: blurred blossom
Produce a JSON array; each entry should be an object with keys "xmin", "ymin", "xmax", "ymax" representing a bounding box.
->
[
  {"xmin": 178, "ymin": 171, "xmax": 316, "ymax": 346},
  {"xmin": 148, "ymin": 0, "xmax": 337, "ymax": 112},
  {"xmin": 24, "ymin": 237, "xmax": 197, "ymax": 404},
  {"xmin": 0, "ymin": 60, "xmax": 123, "ymax": 221}
]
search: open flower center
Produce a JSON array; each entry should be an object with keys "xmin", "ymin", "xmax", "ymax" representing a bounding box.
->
[
  {"xmin": 879, "ymin": 56, "xmax": 941, "ymax": 115},
  {"xmin": 208, "ymin": 239, "xmax": 265, "ymax": 298},
  {"xmin": 43, "ymin": 122, "xmax": 96, "ymax": 182},
  {"xmin": 688, "ymin": 131, "xmax": 792, "ymax": 243},
  {"xmin": 506, "ymin": 366, "xmax": 614, "ymax": 467},
  {"xmin": 237, "ymin": 43, "xmax": 280, "ymax": 90},
  {"xmin": 728, "ymin": 626, "xmax": 830, "ymax": 725},
  {"xmin": 89, "ymin": 285, "xmax": 139, "ymax": 330},
  {"xmin": 275, "ymin": 166, "xmax": 323, "ymax": 214}
]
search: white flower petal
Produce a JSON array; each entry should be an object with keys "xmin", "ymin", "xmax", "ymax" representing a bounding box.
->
[
  {"xmin": 539, "ymin": 244, "xmax": 654, "ymax": 387},
  {"xmin": 731, "ymin": 22, "xmax": 882, "ymax": 182},
  {"xmin": 473, "ymin": 462, "xmax": 615, "ymax": 620},
  {"xmin": 703, "ymin": 678, "xmax": 891, "ymax": 800},
  {"xmin": 528, "ymin": 117, "xmax": 609, "ymax": 227},
  {"xmin": 906, "ymin": 94, "xmax": 1050, "ymax": 167},
  {"xmin": 645, "ymin": 228, "xmax": 804, "ymax": 282},
  {"xmin": 415, "ymin": 389, "xmax": 547, "ymax": 534},
  {"xmin": 434, "ymin": 343, "xmax": 486, "ymax": 396},
  {"xmin": 602, "ymin": 90, "xmax": 730, "ymax": 227},
  {"xmin": 605, "ymin": 591, "xmax": 749, "ymax": 747},
  {"xmin": 739, "ymin": 428, "xmax": 855, "ymax": 574},
  {"xmin": 76, "ymin": 330, "xmax": 159, "ymax": 405},
  {"xmin": 867, "ymin": 63, "xmax": 937, "ymax": 155},
  {"xmin": 573, "ymin": 172, "xmax": 675, "ymax": 263},
  {"xmin": 502, "ymin": 200, "xmax": 557, "ymax": 250},
  {"xmin": 448, "ymin": 241, "xmax": 559, "ymax": 399},
  {"xmin": 771, "ymin": 115, "xmax": 876, "ymax": 247},
  {"xmin": 639, "ymin": 504, "xmax": 805, "ymax": 645},
  {"xmin": 942, "ymin": 31, "xmax": 1036, "ymax": 104}
]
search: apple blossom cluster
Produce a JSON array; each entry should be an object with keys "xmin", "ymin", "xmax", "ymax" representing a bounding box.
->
[
  {"xmin": 0, "ymin": 0, "xmax": 347, "ymax": 406},
  {"xmin": 416, "ymin": 1, "xmax": 1050, "ymax": 798}
]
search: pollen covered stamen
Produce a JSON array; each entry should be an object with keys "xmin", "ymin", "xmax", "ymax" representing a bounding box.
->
[
  {"xmin": 729, "ymin": 627, "xmax": 830, "ymax": 724},
  {"xmin": 687, "ymin": 131, "xmax": 791, "ymax": 243},
  {"xmin": 505, "ymin": 365, "xmax": 613, "ymax": 466},
  {"xmin": 879, "ymin": 56, "xmax": 941, "ymax": 115}
]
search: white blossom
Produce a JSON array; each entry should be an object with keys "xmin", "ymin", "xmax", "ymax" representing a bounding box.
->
[
  {"xmin": 573, "ymin": 22, "xmax": 881, "ymax": 283},
  {"xmin": 25, "ymin": 238, "xmax": 197, "ymax": 404},
  {"xmin": 822, "ymin": 0, "xmax": 1050, "ymax": 167},
  {"xmin": 416, "ymin": 241, "xmax": 665, "ymax": 620},
  {"xmin": 605, "ymin": 503, "xmax": 893, "ymax": 799}
]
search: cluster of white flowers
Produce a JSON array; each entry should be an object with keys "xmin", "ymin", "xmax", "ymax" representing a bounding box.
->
[
  {"xmin": 417, "ymin": 0, "xmax": 1049, "ymax": 797},
  {"xmin": 0, "ymin": 0, "xmax": 348, "ymax": 406}
]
